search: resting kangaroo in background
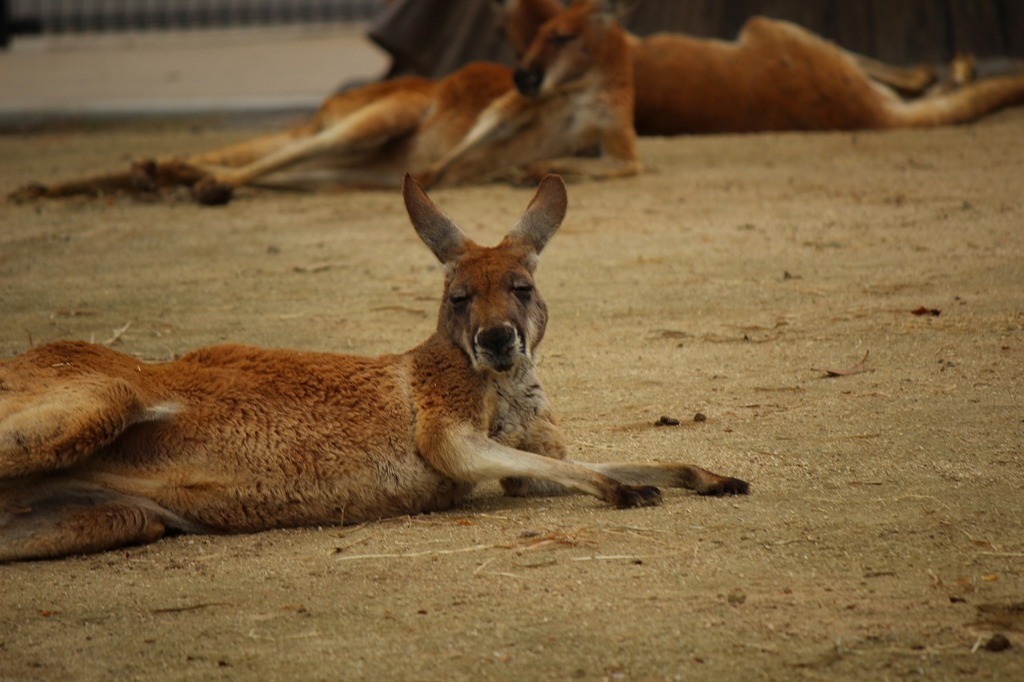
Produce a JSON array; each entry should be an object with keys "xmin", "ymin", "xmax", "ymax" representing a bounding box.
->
[
  {"xmin": 503, "ymin": 0, "xmax": 1024, "ymax": 135},
  {"xmin": 8, "ymin": 1, "xmax": 638, "ymax": 207},
  {"xmin": 0, "ymin": 175, "xmax": 748, "ymax": 562}
]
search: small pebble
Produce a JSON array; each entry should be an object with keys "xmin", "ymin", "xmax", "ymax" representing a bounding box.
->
[
  {"xmin": 693, "ymin": 412, "xmax": 707, "ymax": 422},
  {"xmin": 655, "ymin": 416, "xmax": 680, "ymax": 426},
  {"xmin": 983, "ymin": 633, "xmax": 1011, "ymax": 652}
]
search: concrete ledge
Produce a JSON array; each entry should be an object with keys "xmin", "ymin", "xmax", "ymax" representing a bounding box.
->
[{"xmin": 0, "ymin": 25, "xmax": 390, "ymax": 126}]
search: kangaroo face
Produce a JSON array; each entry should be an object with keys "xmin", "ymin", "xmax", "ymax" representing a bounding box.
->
[
  {"xmin": 441, "ymin": 245, "xmax": 547, "ymax": 372},
  {"xmin": 402, "ymin": 174, "xmax": 567, "ymax": 374},
  {"xmin": 514, "ymin": 0, "xmax": 611, "ymax": 98}
]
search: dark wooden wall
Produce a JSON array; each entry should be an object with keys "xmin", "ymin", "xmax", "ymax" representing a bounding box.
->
[{"xmin": 625, "ymin": 0, "xmax": 1024, "ymax": 64}]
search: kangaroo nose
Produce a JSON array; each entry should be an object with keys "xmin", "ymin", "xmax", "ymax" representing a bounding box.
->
[
  {"xmin": 476, "ymin": 325, "xmax": 517, "ymax": 355},
  {"xmin": 513, "ymin": 68, "xmax": 544, "ymax": 97}
]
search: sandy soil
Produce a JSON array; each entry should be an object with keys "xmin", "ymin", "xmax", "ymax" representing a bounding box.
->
[{"xmin": 1, "ymin": 110, "xmax": 1023, "ymax": 681}]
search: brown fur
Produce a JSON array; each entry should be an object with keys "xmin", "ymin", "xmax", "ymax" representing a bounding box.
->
[
  {"xmin": 0, "ymin": 175, "xmax": 748, "ymax": 562},
  {"xmin": 7, "ymin": 1, "xmax": 638, "ymax": 207},
  {"xmin": 418, "ymin": 1, "xmax": 639, "ymax": 187},
  {"xmin": 504, "ymin": 0, "xmax": 1024, "ymax": 135}
]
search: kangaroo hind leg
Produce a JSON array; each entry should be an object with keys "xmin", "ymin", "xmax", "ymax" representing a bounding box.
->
[
  {"xmin": 0, "ymin": 370, "xmax": 174, "ymax": 478},
  {"xmin": 0, "ymin": 479, "xmax": 170, "ymax": 562},
  {"xmin": 191, "ymin": 91, "xmax": 433, "ymax": 204},
  {"xmin": 585, "ymin": 462, "xmax": 750, "ymax": 496},
  {"xmin": 853, "ymin": 54, "xmax": 937, "ymax": 96},
  {"xmin": 504, "ymin": 462, "xmax": 749, "ymax": 498},
  {"xmin": 7, "ymin": 167, "xmax": 155, "ymax": 202}
]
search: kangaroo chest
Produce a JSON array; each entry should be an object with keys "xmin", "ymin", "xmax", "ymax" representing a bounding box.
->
[{"xmin": 483, "ymin": 365, "xmax": 549, "ymax": 448}]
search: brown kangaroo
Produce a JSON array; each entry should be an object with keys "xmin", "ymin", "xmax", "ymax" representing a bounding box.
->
[
  {"xmin": 0, "ymin": 175, "xmax": 748, "ymax": 562},
  {"xmin": 503, "ymin": 0, "xmax": 1024, "ymax": 135},
  {"xmin": 8, "ymin": 1, "xmax": 638, "ymax": 207}
]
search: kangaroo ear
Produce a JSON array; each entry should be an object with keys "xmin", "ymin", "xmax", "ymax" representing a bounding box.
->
[
  {"xmin": 403, "ymin": 173, "xmax": 469, "ymax": 264},
  {"xmin": 506, "ymin": 174, "xmax": 567, "ymax": 255}
]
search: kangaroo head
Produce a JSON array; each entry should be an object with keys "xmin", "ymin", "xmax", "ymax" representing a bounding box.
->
[
  {"xmin": 514, "ymin": 0, "xmax": 626, "ymax": 98},
  {"xmin": 402, "ymin": 174, "xmax": 568, "ymax": 373}
]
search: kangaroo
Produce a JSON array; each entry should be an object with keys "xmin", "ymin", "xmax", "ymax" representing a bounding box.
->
[
  {"xmin": 8, "ymin": 1, "xmax": 638, "ymax": 207},
  {"xmin": 416, "ymin": 0, "xmax": 638, "ymax": 187},
  {"xmin": 502, "ymin": 0, "xmax": 1024, "ymax": 135},
  {"xmin": 0, "ymin": 175, "xmax": 748, "ymax": 562}
]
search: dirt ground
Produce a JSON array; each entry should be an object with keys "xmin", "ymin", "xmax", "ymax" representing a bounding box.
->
[{"xmin": 1, "ymin": 109, "xmax": 1022, "ymax": 681}]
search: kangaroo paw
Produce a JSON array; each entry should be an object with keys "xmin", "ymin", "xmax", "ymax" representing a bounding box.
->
[
  {"xmin": 7, "ymin": 182, "xmax": 49, "ymax": 203},
  {"xmin": 192, "ymin": 177, "xmax": 235, "ymax": 206},
  {"xmin": 698, "ymin": 476, "xmax": 750, "ymax": 496},
  {"xmin": 611, "ymin": 484, "xmax": 662, "ymax": 509}
]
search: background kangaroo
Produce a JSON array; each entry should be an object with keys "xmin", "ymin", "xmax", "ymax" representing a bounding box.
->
[
  {"xmin": 8, "ymin": 1, "xmax": 637, "ymax": 207},
  {"xmin": 504, "ymin": 0, "xmax": 1024, "ymax": 135},
  {"xmin": 0, "ymin": 175, "xmax": 747, "ymax": 562}
]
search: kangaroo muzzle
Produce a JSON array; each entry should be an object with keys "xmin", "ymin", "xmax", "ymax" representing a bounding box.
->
[
  {"xmin": 514, "ymin": 68, "xmax": 544, "ymax": 98},
  {"xmin": 473, "ymin": 323, "xmax": 524, "ymax": 371}
]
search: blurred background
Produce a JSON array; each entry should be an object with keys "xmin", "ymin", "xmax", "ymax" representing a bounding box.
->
[{"xmin": 2, "ymin": 0, "xmax": 1023, "ymax": 125}]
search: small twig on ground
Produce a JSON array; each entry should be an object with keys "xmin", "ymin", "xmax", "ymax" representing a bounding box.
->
[
  {"xmin": 104, "ymin": 321, "xmax": 132, "ymax": 345},
  {"xmin": 570, "ymin": 554, "xmax": 658, "ymax": 562},
  {"xmin": 473, "ymin": 557, "xmax": 523, "ymax": 579},
  {"xmin": 334, "ymin": 543, "xmax": 495, "ymax": 561},
  {"xmin": 150, "ymin": 602, "xmax": 232, "ymax": 614},
  {"xmin": 813, "ymin": 350, "xmax": 870, "ymax": 378}
]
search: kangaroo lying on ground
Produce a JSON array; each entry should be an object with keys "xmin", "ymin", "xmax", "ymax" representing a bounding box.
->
[
  {"xmin": 504, "ymin": 0, "xmax": 1024, "ymax": 135},
  {"xmin": 0, "ymin": 175, "xmax": 748, "ymax": 562},
  {"xmin": 8, "ymin": 1, "xmax": 638, "ymax": 207}
]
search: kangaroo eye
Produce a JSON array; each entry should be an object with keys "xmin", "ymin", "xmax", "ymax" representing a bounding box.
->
[
  {"xmin": 549, "ymin": 33, "xmax": 577, "ymax": 46},
  {"xmin": 449, "ymin": 292, "xmax": 470, "ymax": 306},
  {"xmin": 512, "ymin": 284, "xmax": 534, "ymax": 300}
]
